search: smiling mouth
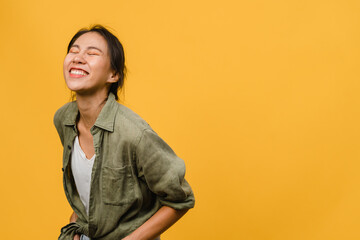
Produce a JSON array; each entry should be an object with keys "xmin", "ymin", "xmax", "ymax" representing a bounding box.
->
[{"xmin": 69, "ymin": 68, "xmax": 89, "ymax": 77}]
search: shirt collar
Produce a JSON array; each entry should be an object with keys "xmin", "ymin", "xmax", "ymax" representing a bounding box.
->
[{"xmin": 63, "ymin": 92, "xmax": 118, "ymax": 132}]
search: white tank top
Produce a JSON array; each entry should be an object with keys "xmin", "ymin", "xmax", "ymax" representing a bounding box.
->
[{"xmin": 71, "ymin": 136, "xmax": 95, "ymax": 215}]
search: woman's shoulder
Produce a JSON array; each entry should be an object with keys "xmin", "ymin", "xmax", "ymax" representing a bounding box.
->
[
  {"xmin": 114, "ymin": 103, "xmax": 152, "ymax": 133},
  {"xmin": 53, "ymin": 101, "xmax": 77, "ymax": 146},
  {"xmin": 53, "ymin": 101, "xmax": 77, "ymax": 124}
]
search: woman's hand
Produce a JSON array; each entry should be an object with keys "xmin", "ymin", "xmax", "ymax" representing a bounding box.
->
[{"xmin": 73, "ymin": 234, "xmax": 80, "ymax": 240}]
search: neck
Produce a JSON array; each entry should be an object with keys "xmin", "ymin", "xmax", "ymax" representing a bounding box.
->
[{"xmin": 76, "ymin": 91, "xmax": 108, "ymax": 129}]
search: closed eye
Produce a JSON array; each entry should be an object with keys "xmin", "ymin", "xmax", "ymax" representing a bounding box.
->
[{"xmin": 69, "ymin": 46, "xmax": 80, "ymax": 54}]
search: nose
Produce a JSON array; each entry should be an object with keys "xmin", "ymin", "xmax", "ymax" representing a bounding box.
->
[{"xmin": 72, "ymin": 52, "xmax": 86, "ymax": 64}]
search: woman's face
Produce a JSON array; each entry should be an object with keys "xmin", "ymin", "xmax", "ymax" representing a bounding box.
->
[{"xmin": 63, "ymin": 32, "xmax": 117, "ymax": 96}]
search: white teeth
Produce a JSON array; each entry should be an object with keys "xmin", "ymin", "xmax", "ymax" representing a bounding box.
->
[{"xmin": 70, "ymin": 69, "xmax": 87, "ymax": 75}]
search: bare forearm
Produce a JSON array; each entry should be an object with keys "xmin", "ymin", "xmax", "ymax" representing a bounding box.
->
[
  {"xmin": 123, "ymin": 206, "xmax": 188, "ymax": 240},
  {"xmin": 70, "ymin": 211, "xmax": 78, "ymax": 223},
  {"xmin": 70, "ymin": 212, "xmax": 80, "ymax": 240}
]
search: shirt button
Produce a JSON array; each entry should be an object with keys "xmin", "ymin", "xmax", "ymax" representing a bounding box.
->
[{"xmin": 68, "ymin": 145, "xmax": 71, "ymax": 150}]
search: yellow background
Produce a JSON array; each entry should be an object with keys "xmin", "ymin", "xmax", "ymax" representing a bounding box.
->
[{"xmin": 0, "ymin": 0, "xmax": 359, "ymax": 239}]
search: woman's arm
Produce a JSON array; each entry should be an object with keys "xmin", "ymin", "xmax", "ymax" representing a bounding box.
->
[
  {"xmin": 70, "ymin": 211, "xmax": 78, "ymax": 223},
  {"xmin": 69, "ymin": 212, "xmax": 80, "ymax": 240},
  {"xmin": 122, "ymin": 206, "xmax": 189, "ymax": 240}
]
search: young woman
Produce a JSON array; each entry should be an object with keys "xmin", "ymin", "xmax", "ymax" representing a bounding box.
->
[{"xmin": 54, "ymin": 25, "xmax": 195, "ymax": 240}]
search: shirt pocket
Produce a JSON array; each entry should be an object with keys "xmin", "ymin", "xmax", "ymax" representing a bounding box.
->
[{"xmin": 101, "ymin": 165, "xmax": 135, "ymax": 206}]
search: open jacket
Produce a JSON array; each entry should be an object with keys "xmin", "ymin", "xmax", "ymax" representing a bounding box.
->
[{"xmin": 54, "ymin": 93, "xmax": 195, "ymax": 240}]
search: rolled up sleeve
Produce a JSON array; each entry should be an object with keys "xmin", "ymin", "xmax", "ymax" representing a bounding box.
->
[{"xmin": 136, "ymin": 129, "xmax": 195, "ymax": 210}]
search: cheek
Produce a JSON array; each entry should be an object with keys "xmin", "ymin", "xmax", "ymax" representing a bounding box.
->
[
  {"xmin": 90, "ymin": 59, "xmax": 111, "ymax": 74},
  {"xmin": 63, "ymin": 56, "xmax": 71, "ymax": 73},
  {"xmin": 63, "ymin": 57, "xmax": 74, "ymax": 82}
]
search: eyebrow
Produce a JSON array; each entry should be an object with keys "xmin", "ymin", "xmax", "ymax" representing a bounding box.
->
[{"xmin": 71, "ymin": 44, "xmax": 104, "ymax": 53}]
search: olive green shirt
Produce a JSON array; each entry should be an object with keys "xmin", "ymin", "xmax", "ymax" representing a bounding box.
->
[{"xmin": 54, "ymin": 93, "xmax": 195, "ymax": 240}]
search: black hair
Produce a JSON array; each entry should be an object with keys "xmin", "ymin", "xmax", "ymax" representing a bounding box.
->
[{"xmin": 67, "ymin": 25, "xmax": 126, "ymax": 100}]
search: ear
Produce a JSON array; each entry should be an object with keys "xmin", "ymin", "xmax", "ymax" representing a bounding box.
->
[{"xmin": 107, "ymin": 71, "xmax": 119, "ymax": 84}]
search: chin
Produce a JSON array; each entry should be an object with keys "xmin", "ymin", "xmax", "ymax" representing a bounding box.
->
[{"xmin": 66, "ymin": 82, "xmax": 84, "ymax": 92}]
